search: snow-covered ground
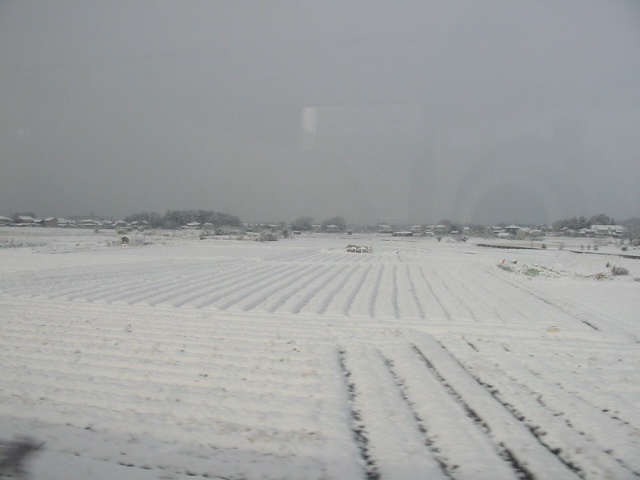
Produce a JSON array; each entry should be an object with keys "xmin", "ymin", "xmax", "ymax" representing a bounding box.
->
[{"xmin": 1, "ymin": 228, "xmax": 639, "ymax": 480}]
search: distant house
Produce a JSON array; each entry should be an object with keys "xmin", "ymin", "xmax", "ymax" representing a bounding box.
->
[
  {"xmin": 43, "ymin": 217, "xmax": 58, "ymax": 228},
  {"xmin": 14, "ymin": 216, "xmax": 35, "ymax": 225},
  {"xmin": 79, "ymin": 219, "xmax": 98, "ymax": 228},
  {"xmin": 325, "ymin": 224, "xmax": 340, "ymax": 233},
  {"xmin": 184, "ymin": 222, "xmax": 202, "ymax": 229},
  {"xmin": 378, "ymin": 224, "xmax": 393, "ymax": 234},
  {"xmin": 0, "ymin": 216, "xmax": 11, "ymax": 225},
  {"xmin": 409, "ymin": 225, "xmax": 424, "ymax": 235},
  {"xmin": 503, "ymin": 225, "xmax": 520, "ymax": 236},
  {"xmin": 67, "ymin": 213, "xmax": 111, "ymax": 224},
  {"xmin": 591, "ymin": 225, "xmax": 625, "ymax": 237},
  {"xmin": 516, "ymin": 228, "xmax": 543, "ymax": 239},
  {"xmin": 392, "ymin": 231, "xmax": 412, "ymax": 237}
]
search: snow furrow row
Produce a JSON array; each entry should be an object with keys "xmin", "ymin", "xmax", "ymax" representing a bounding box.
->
[
  {"xmin": 380, "ymin": 344, "xmax": 518, "ymax": 480},
  {"xmin": 438, "ymin": 336, "xmax": 640, "ymax": 476},
  {"xmin": 341, "ymin": 343, "xmax": 447, "ymax": 480},
  {"xmin": 409, "ymin": 334, "xmax": 581, "ymax": 480}
]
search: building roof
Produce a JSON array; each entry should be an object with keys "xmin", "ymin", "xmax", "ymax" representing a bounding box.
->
[{"xmin": 591, "ymin": 224, "xmax": 625, "ymax": 231}]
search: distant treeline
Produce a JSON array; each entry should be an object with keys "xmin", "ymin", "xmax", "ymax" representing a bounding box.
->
[
  {"xmin": 551, "ymin": 214, "xmax": 616, "ymax": 231},
  {"xmin": 125, "ymin": 210, "xmax": 242, "ymax": 229}
]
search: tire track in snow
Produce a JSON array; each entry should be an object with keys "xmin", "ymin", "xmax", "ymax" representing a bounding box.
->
[
  {"xmin": 368, "ymin": 265, "xmax": 384, "ymax": 318},
  {"xmin": 429, "ymin": 267, "xmax": 483, "ymax": 321},
  {"xmin": 485, "ymin": 269, "xmax": 604, "ymax": 335},
  {"xmin": 1, "ymin": 347, "xmax": 319, "ymax": 386},
  {"xmin": 0, "ymin": 297, "xmax": 331, "ymax": 343},
  {"xmin": 426, "ymin": 267, "xmax": 476, "ymax": 320},
  {"xmin": 381, "ymin": 344, "xmax": 518, "ymax": 480},
  {"xmin": 338, "ymin": 349, "xmax": 379, "ymax": 480},
  {"xmin": 0, "ymin": 330, "xmax": 313, "ymax": 366},
  {"xmin": 263, "ymin": 264, "xmax": 334, "ymax": 313},
  {"xmin": 0, "ymin": 388, "xmax": 321, "ymax": 454},
  {"xmin": 289, "ymin": 265, "xmax": 350, "ymax": 314},
  {"xmin": 391, "ymin": 265, "xmax": 400, "ymax": 319},
  {"xmin": 368, "ymin": 265, "xmax": 399, "ymax": 319},
  {"xmin": 440, "ymin": 336, "xmax": 640, "ymax": 477},
  {"xmin": 216, "ymin": 263, "xmax": 309, "ymax": 311},
  {"xmin": 409, "ymin": 334, "xmax": 582, "ymax": 480},
  {"xmin": 404, "ymin": 265, "xmax": 426, "ymax": 320},
  {"xmin": 46, "ymin": 267, "xmax": 184, "ymax": 300},
  {"xmin": 0, "ymin": 374, "xmax": 320, "ymax": 429},
  {"xmin": 132, "ymin": 262, "xmax": 269, "ymax": 307},
  {"xmin": 470, "ymin": 364, "xmax": 635, "ymax": 479},
  {"xmin": 395, "ymin": 265, "xmax": 423, "ymax": 319},
  {"xmin": 343, "ymin": 265, "xmax": 374, "ymax": 316},
  {"xmin": 340, "ymin": 344, "xmax": 448, "ymax": 479},
  {"xmin": 63, "ymin": 264, "xmax": 205, "ymax": 302},
  {"xmin": 315, "ymin": 266, "xmax": 361, "ymax": 315},
  {"xmin": 462, "ymin": 265, "xmax": 580, "ymax": 327},
  {"xmin": 238, "ymin": 263, "xmax": 331, "ymax": 312},
  {"xmin": 416, "ymin": 266, "xmax": 452, "ymax": 320},
  {"xmin": 528, "ymin": 352, "xmax": 640, "ymax": 432},
  {"xmin": 193, "ymin": 262, "xmax": 297, "ymax": 309},
  {"xmin": 57, "ymin": 262, "xmax": 212, "ymax": 303},
  {"xmin": 1, "ymin": 354, "xmax": 319, "ymax": 408},
  {"xmin": 0, "ymin": 262, "xmax": 185, "ymax": 297},
  {"xmin": 437, "ymin": 264, "xmax": 512, "ymax": 323},
  {"xmin": 458, "ymin": 264, "xmax": 545, "ymax": 323},
  {"xmin": 104, "ymin": 269, "xmax": 221, "ymax": 305},
  {"xmin": 327, "ymin": 265, "xmax": 374, "ymax": 317},
  {"xmin": 170, "ymin": 263, "xmax": 275, "ymax": 308},
  {"xmin": 343, "ymin": 263, "xmax": 380, "ymax": 318}
]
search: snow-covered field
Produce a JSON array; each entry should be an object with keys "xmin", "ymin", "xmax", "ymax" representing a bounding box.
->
[{"xmin": 1, "ymin": 227, "xmax": 639, "ymax": 480}]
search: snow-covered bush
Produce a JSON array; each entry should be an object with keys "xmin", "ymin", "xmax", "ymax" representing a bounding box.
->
[
  {"xmin": 522, "ymin": 266, "xmax": 541, "ymax": 277},
  {"xmin": 611, "ymin": 266, "xmax": 629, "ymax": 276},
  {"xmin": 257, "ymin": 232, "xmax": 278, "ymax": 242}
]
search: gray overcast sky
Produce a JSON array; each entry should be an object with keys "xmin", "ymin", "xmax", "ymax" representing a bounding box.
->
[{"xmin": 1, "ymin": 1, "xmax": 639, "ymax": 225}]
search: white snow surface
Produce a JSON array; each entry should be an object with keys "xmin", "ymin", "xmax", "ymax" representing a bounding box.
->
[{"xmin": 1, "ymin": 228, "xmax": 639, "ymax": 480}]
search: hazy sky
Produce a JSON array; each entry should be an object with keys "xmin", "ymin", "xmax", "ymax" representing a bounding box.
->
[{"xmin": 1, "ymin": 1, "xmax": 639, "ymax": 225}]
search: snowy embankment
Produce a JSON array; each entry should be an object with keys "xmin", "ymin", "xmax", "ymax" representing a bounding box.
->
[{"xmin": 1, "ymin": 229, "xmax": 639, "ymax": 479}]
